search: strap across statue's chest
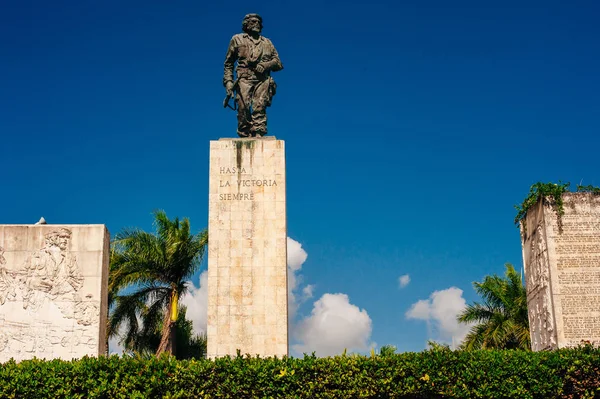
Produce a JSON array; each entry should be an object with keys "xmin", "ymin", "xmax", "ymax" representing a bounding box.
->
[
  {"xmin": 249, "ymin": 43, "xmax": 263, "ymax": 62},
  {"xmin": 238, "ymin": 38, "xmax": 267, "ymax": 62}
]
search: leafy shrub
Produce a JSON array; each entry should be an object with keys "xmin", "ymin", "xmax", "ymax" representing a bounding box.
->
[
  {"xmin": 514, "ymin": 181, "xmax": 600, "ymax": 229},
  {"xmin": 1, "ymin": 348, "xmax": 599, "ymax": 398}
]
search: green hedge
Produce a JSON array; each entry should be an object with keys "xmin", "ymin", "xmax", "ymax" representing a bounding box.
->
[{"xmin": 1, "ymin": 348, "xmax": 599, "ymax": 398}]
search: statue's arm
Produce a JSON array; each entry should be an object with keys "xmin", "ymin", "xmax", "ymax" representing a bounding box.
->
[
  {"xmin": 269, "ymin": 44, "xmax": 283, "ymax": 72},
  {"xmin": 223, "ymin": 37, "xmax": 238, "ymax": 86},
  {"xmin": 259, "ymin": 41, "xmax": 283, "ymax": 72}
]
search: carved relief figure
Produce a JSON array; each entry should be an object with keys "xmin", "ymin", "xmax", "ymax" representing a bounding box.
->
[
  {"xmin": 74, "ymin": 297, "xmax": 100, "ymax": 326},
  {"xmin": 0, "ymin": 246, "xmax": 17, "ymax": 305},
  {"xmin": 21, "ymin": 228, "xmax": 84, "ymax": 311},
  {"xmin": 6, "ymin": 325, "xmax": 51, "ymax": 354},
  {"xmin": 223, "ymin": 13, "xmax": 283, "ymax": 137},
  {"xmin": 61, "ymin": 329, "xmax": 96, "ymax": 349},
  {"xmin": 527, "ymin": 224, "xmax": 556, "ymax": 349},
  {"xmin": 0, "ymin": 331, "xmax": 8, "ymax": 352}
]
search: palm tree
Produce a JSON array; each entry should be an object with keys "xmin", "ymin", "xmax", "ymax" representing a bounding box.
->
[
  {"xmin": 458, "ymin": 263, "xmax": 530, "ymax": 350},
  {"xmin": 108, "ymin": 210, "xmax": 208, "ymax": 356}
]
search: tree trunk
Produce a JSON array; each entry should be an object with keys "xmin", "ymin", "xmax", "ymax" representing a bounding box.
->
[
  {"xmin": 156, "ymin": 289, "xmax": 179, "ymax": 356},
  {"xmin": 156, "ymin": 309, "xmax": 174, "ymax": 356}
]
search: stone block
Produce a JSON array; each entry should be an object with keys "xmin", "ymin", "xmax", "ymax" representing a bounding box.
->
[
  {"xmin": 207, "ymin": 138, "xmax": 288, "ymax": 358},
  {"xmin": 521, "ymin": 193, "xmax": 600, "ymax": 350}
]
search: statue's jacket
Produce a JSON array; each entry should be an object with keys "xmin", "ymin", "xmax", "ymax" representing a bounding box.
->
[{"xmin": 223, "ymin": 33, "xmax": 283, "ymax": 85}]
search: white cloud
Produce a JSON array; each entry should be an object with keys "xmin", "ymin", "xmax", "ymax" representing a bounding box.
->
[
  {"xmin": 292, "ymin": 293, "xmax": 374, "ymax": 357},
  {"xmin": 302, "ymin": 284, "xmax": 314, "ymax": 299},
  {"xmin": 287, "ymin": 237, "xmax": 308, "ymax": 272},
  {"xmin": 406, "ymin": 299, "xmax": 431, "ymax": 319},
  {"xmin": 405, "ymin": 287, "xmax": 471, "ymax": 348},
  {"xmin": 108, "ymin": 335, "xmax": 125, "ymax": 355},
  {"xmin": 180, "ymin": 270, "xmax": 208, "ymax": 335},
  {"xmin": 287, "ymin": 237, "xmax": 310, "ymax": 320},
  {"xmin": 398, "ymin": 274, "xmax": 411, "ymax": 288},
  {"xmin": 287, "ymin": 238, "xmax": 374, "ymax": 357}
]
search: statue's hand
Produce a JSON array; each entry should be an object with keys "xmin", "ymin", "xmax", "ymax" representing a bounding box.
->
[
  {"xmin": 225, "ymin": 81, "xmax": 234, "ymax": 96},
  {"xmin": 255, "ymin": 63, "xmax": 266, "ymax": 74}
]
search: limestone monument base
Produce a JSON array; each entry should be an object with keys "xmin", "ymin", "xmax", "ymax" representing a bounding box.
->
[
  {"xmin": 521, "ymin": 193, "xmax": 600, "ymax": 351},
  {"xmin": 207, "ymin": 137, "xmax": 288, "ymax": 358},
  {"xmin": 0, "ymin": 225, "xmax": 109, "ymax": 362}
]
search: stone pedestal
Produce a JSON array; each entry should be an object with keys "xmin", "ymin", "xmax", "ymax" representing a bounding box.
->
[
  {"xmin": 0, "ymin": 225, "xmax": 109, "ymax": 362},
  {"xmin": 207, "ymin": 138, "xmax": 288, "ymax": 358},
  {"xmin": 521, "ymin": 193, "xmax": 600, "ymax": 351}
]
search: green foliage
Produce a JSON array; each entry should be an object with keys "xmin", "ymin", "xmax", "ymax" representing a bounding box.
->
[
  {"xmin": 458, "ymin": 264, "xmax": 530, "ymax": 350},
  {"xmin": 514, "ymin": 181, "xmax": 570, "ymax": 227},
  {"xmin": 378, "ymin": 345, "xmax": 397, "ymax": 356},
  {"xmin": 426, "ymin": 340, "xmax": 451, "ymax": 352},
  {"xmin": 576, "ymin": 184, "xmax": 600, "ymax": 194},
  {"xmin": 1, "ymin": 348, "xmax": 600, "ymax": 398},
  {"xmin": 514, "ymin": 181, "xmax": 600, "ymax": 228}
]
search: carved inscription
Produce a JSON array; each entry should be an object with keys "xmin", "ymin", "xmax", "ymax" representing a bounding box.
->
[
  {"xmin": 555, "ymin": 233, "xmax": 600, "ymax": 269},
  {"xmin": 553, "ymin": 216, "xmax": 600, "ymax": 235},
  {"xmin": 220, "ymin": 167, "xmax": 247, "ymax": 174},
  {"xmin": 554, "ymin": 215, "xmax": 600, "ymax": 270},
  {"xmin": 218, "ymin": 165, "xmax": 278, "ymax": 201},
  {"xmin": 545, "ymin": 195, "xmax": 600, "ymax": 346},
  {"xmin": 0, "ymin": 228, "xmax": 101, "ymax": 359},
  {"xmin": 558, "ymin": 271, "xmax": 600, "ymax": 295},
  {"xmin": 219, "ymin": 193, "xmax": 255, "ymax": 201},
  {"xmin": 220, "ymin": 179, "xmax": 278, "ymax": 187},
  {"xmin": 563, "ymin": 316, "xmax": 600, "ymax": 339},
  {"xmin": 561, "ymin": 295, "xmax": 600, "ymax": 315}
]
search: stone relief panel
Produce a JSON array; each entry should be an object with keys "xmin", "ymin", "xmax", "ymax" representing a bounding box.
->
[
  {"xmin": 0, "ymin": 225, "xmax": 108, "ymax": 362},
  {"xmin": 525, "ymin": 224, "xmax": 557, "ymax": 351}
]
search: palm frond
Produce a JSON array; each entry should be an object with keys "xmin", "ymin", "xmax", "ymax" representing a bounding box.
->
[
  {"xmin": 458, "ymin": 303, "xmax": 498, "ymax": 324},
  {"xmin": 457, "ymin": 263, "xmax": 530, "ymax": 350}
]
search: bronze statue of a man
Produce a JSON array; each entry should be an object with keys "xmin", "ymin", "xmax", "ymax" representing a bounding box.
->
[{"xmin": 223, "ymin": 14, "xmax": 283, "ymax": 137}]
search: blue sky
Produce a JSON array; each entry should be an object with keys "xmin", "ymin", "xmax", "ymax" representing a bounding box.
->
[{"xmin": 1, "ymin": 0, "xmax": 599, "ymax": 355}]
